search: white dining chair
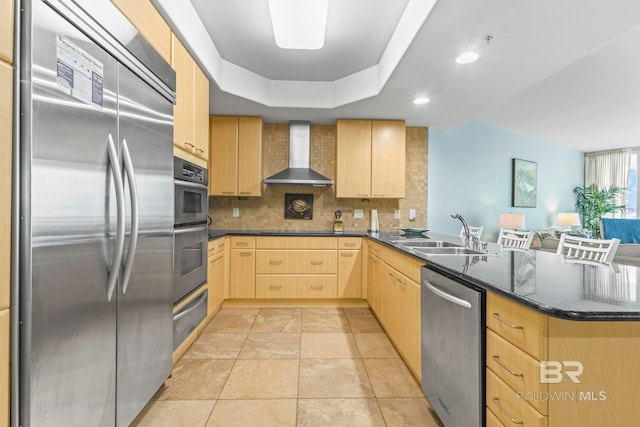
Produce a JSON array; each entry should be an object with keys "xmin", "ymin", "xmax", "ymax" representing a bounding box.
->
[
  {"xmin": 459, "ymin": 225, "xmax": 484, "ymax": 240},
  {"xmin": 497, "ymin": 228, "xmax": 535, "ymax": 250},
  {"xmin": 556, "ymin": 234, "xmax": 620, "ymax": 264}
]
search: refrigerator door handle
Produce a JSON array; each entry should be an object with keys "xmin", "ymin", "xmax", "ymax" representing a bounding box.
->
[
  {"xmin": 121, "ymin": 139, "xmax": 139, "ymax": 295},
  {"xmin": 107, "ymin": 134, "xmax": 126, "ymax": 301}
]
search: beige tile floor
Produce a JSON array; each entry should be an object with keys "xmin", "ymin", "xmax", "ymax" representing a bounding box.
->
[{"xmin": 132, "ymin": 307, "xmax": 444, "ymax": 427}]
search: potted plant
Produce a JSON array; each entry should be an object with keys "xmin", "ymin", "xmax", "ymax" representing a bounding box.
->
[{"xmin": 573, "ymin": 183, "xmax": 627, "ymax": 238}]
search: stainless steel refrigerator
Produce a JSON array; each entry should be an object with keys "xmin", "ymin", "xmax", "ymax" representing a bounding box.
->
[{"xmin": 16, "ymin": 0, "xmax": 176, "ymax": 425}]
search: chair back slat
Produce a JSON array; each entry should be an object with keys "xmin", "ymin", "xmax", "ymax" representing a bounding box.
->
[
  {"xmin": 556, "ymin": 234, "xmax": 620, "ymax": 264},
  {"xmin": 497, "ymin": 229, "xmax": 535, "ymax": 250}
]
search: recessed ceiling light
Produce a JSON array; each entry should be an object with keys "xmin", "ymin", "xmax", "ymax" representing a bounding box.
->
[
  {"xmin": 413, "ymin": 97, "xmax": 430, "ymax": 105},
  {"xmin": 455, "ymin": 52, "xmax": 479, "ymax": 64},
  {"xmin": 268, "ymin": 0, "xmax": 328, "ymax": 50}
]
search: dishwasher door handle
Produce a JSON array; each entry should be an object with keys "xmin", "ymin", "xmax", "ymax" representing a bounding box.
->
[{"xmin": 425, "ymin": 282, "xmax": 472, "ymax": 309}]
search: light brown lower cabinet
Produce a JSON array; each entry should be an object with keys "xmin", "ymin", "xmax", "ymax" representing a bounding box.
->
[
  {"xmin": 229, "ymin": 249, "xmax": 255, "ymax": 298},
  {"xmin": 337, "ymin": 250, "xmax": 362, "ymax": 298},
  {"xmin": 207, "ymin": 252, "xmax": 225, "ymax": 313},
  {"xmin": 366, "ymin": 253, "xmax": 383, "ymax": 316},
  {"xmin": 0, "ymin": 309, "xmax": 9, "ymax": 427}
]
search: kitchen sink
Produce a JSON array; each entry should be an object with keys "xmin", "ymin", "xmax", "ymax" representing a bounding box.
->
[
  {"xmin": 393, "ymin": 240, "xmax": 461, "ymax": 248},
  {"xmin": 411, "ymin": 247, "xmax": 485, "ymax": 255}
]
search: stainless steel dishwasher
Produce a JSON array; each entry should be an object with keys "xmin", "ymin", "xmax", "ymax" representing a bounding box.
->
[{"xmin": 421, "ymin": 266, "xmax": 485, "ymax": 427}]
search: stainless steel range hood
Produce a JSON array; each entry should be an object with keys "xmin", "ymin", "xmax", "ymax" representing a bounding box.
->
[{"xmin": 263, "ymin": 121, "xmax": 334, "ymax": 187}]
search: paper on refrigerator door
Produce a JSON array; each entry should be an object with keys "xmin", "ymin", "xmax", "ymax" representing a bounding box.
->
[{"xmin": 56, "ymin": 34, "xmax": 104, "ymax": 108}]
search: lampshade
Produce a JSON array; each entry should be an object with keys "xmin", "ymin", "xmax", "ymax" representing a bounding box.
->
[
  {"xmin": 499, "ymin": 212, "xmax": 525, "ymax": 229},
  {"xmin": 557, "ymin": 212, "xmax": 581, "ymax": 227}
]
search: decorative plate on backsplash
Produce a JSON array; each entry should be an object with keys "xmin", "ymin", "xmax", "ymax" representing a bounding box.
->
[{"xmin": 284, "ymin": 193, "xmax": 313, "ymax": 220}]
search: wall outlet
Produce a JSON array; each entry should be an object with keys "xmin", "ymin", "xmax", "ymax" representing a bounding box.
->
[
  {"xmin": 232, "ymin": 208, "xmax": 240, "ymax": 218},
  {"xmin": 354, "ymin": 209, "xmax": 364, "ymax": 219},
  {"xmin": 394, "ymin": 209, "xmax": 401, "ymax": 219},
  {"xmin": 409, "ymin": 209, "xmax": 416, "ymax": 221}
]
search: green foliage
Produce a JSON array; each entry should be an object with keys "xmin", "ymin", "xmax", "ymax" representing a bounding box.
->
[{"xmin": 573, "ymin": 184, "xmax": 627, "ymax": 238}]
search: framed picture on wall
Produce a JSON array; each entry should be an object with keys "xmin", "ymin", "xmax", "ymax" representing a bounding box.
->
[{"xmin": 512, "ymin": 158, "xmax": 537, "ymax": 207}]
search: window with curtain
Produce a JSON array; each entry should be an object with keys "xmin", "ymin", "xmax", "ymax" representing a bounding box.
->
[
  {"xmin": 625, "ymin": 149, "xmax": 640, "ymax": 218},
  {"xmin": 585, "ymin": 148, "xmax": 631, "ymax": 219}
]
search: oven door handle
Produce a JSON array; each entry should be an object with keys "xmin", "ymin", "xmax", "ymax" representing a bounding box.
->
[
  {"xmin": 174, "ymin": 179, "xmax": 208, "ymax": 191},
  {"xmin": 174, "ymin": 224, "xmax": 208, "ymax": 235},
  {"xmin": 121, "ymin": 139, "xmax": 139, "ymax": 296},
  {"xmin": 107, "ymin": 134, "xmax": 125, "ymax": 302},
  {"xmin": 425, "ymin": 282, "xmax": 472, "ymax": 309}
]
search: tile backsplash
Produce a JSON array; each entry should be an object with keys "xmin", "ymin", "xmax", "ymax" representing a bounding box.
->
[{"xmin": 208, "ymin": 123, "xmax": 427, "ymax": 231}]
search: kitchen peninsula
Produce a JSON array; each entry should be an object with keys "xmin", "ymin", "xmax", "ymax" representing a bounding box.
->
[{"xmin": 203, "ymin": 229, "xmax": 640, "ymax": 427}]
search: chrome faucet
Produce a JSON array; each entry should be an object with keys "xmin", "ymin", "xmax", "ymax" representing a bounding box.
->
[{"xmin": 451, "ymin": 213, "xmax": 480, "ymax": 251}]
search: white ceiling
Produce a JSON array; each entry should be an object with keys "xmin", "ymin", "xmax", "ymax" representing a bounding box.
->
[{"xmin": 154, "ymin": 0, "xmax": 640, "ymax": 152}]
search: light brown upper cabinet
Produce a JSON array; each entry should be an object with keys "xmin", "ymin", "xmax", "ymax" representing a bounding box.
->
[
  {"xmin": 209, "ymin": 116, "xmax": 263, "ymax": 197},
  {"xmin": 171, "ymin": 34, "xmax": 209, "ymax": 164},
  {"xmin": 336, "ymin": 119, "xmax": 406, "ymax": 198},
  {"xmin": 109, "ymin": 0, "xmax": 171, "ymax": 62},
  {"xmin": 0, "ymin": 0, "xmax": 13, "ymax": 64}
]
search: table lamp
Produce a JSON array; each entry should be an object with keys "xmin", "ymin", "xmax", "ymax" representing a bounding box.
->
[
  {"xmin": 499, "ymin": 212, "xmax": 525, "ymax": 230},
  {"xmin": 557, "ymin": 212, "xmax": 581, "ymax": 230}
]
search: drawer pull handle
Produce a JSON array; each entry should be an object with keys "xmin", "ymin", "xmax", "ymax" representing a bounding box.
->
[
  {"xmin": 184, "ymin": 142, "xmax": 195, "ymax": 149},
  {"xmin": 341, "ymin": 253, "xmax": 354, "ymax": 257},
  {"xmin": 310, "ymin": 260, "xmax": 323, "ymax": 265},
  {"xmin": 239, "ymin": 192, "xmax": 251, "ymax": 195},
  {"xmin": 222, "ymin": 191, "xmax": 235, "ymax": 194},
  {"xmin": 356, "ymin": 193, "xmax": 369, "ymax": 197},
  {"xmin": 218, "ymin": 244, "xmax": 225, "ymax": 249},
  {"xmin": 491, "ymin": 313, "xmax": 524, "ymax": 329},
  {"xmin": 310, "ymin": 285, "xmax": 323, "ymax": 290},
  {"xmin": 235, "ymin": 242, "xmax": 249, "ymax": 246},
  {"xmin": 344, "ymin": 242, "xmax": 357, "ymax": 247},
  {"xmin": 196, "ymin": 148, "xmax": 205, "ymax": 154},
  {"xmin": 239, "ymin": 252, "xmax": 252, "ymax": 256},
  {"xmin": 269, "ymin": 285, "xmax": 282, "ymax": 290},
  {"xmin": 373, "ymin": 193, "xmax": 385, "ymax": 197},
  {"xmin": 492, "ymin": 355, "xmax": 524, "ymax": 377},
  {"xmin": 491, "ymin": 397, "xmax": 523, "ymax": 425},
  {"xmin": 269, "ymin": 260, "xmax": 283, "ymax": 265}
]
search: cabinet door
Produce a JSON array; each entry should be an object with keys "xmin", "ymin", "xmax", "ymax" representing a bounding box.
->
[
  {"xmin": 380, "ymin": 264, "xmax": 401, "ymax": 340},
  {"xmin": 0, "ymin": 0, "xmax": 13, "ymax": 64},
  {"xmin": 0, "ymin": 61, "xmax": 11, "ymax": 310},
  {"xmin": 336, "ymin": 119, "xmax": 372, "ymax": 198},
  {"xmin": 400, "ymin": 277, "xmax": 421, "ymax": 378},
  {"xmin": 0, "ymin": 309, "xmax": 8, "ymax": 427},
  {"xmin": 109, "ymin": 0, "xmax": 171, "ymax": 62},
  {"xmin": 371, "ymin": 120, "xmax": 405, "ymax": 198},
  {"xmin": 229, "ymin": 249, "xmax": 255, "ymax": 298},
  {"xmin": 338, "ymin": 250, "xmax": 362, "ymax": 298},
  {"xmin": 207, "ymin": 253, "xmax": 225, "ymax": 314},
  {"xmin": 193, "ymin": 64, "xmax": 209, "ymax": 160},
  {"xmin": 209, "ymin": 116, "xmax": 238, "ymax": 195},
  {"xmin": 237, "ymin": 117, "xmax": 263, "ymax": 196},
  {"xmin": 171, "ymin": 34, "xmax": 195, "ymax": 154}
]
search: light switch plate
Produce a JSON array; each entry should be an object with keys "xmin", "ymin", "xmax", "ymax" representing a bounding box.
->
[
  {"xmin": 394, "ymin": 210, "xmax": 401, "ymax": 219},
  {"xmin": 354, "ymin": 209, "xmax": 364, "ymax": 219},
  {"xmin": 409, "ymin": 209, "xmax": 416, "ymax": 221},
  {"xmin": 232, "ymin": 208, "xmax": 240, "ymax": 218}
]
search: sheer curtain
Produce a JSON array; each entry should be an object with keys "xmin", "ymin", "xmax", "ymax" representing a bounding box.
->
[{"xmin": 585, "ymin": 148, "xmax": 631, "ymax": 218}]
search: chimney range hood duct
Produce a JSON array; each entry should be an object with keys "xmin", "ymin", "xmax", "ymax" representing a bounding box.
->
[{"xmin": 263, "ymin": 121, "xmax": 334, "ymax": 187}]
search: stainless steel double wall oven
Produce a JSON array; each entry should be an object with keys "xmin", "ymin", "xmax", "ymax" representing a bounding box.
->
[{"xmin": 173, "ymin": 157, "xmax": 209, "ymax": 302}]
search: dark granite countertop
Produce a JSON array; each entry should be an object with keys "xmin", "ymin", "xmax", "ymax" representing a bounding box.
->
[{"xmin": 208, "ymin": 229, "xmax": 640, "ymax": 321}]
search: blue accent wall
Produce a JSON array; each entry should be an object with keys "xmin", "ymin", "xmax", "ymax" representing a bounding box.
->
[{"xmin": 427, "ymin": 120, "xmax": 584, "ymax": 241}]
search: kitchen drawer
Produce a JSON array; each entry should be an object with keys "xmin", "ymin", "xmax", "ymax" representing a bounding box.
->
[
  {"xmin": 256, "ymin": 236, "xmax": 337, "ymax": 249},
  {"xmin": 487, "ymin": 329, "xmax": 548, "ymax": 415},
  {"xmin": 230, "ymin": 236, "xmax": 255, "ymax": 249},
  {"xmin": 487, "ymin": 291, "xmax": 548, "ymax": 360},
  {"xmin": 383, "ymin": 249, "xmax": 423, "ymax": 284},
  {"xmin": 256, "ymin": 250, "xmax": 337, "ymax": 274},
  {"xmin": 338, "ymin": 237, "xmax": 362, "ymax": 249},
  {"xmin": 487, "ymin": 369, "xmax": 547, "ymax": 427},
  {"xmin": 486, "ymin": 407, "xmax": 506, "ymax": 427},
  {"xmin": 255, "ymin": 275, "xmax": 337, "ymax": 298},
  {"xmin": 367, "ymin": 239, "xmax": 385, "ymax": 258},
  {"xmin": 207, "ymin": 237, "xmax": 226, "ymax": 254}
]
